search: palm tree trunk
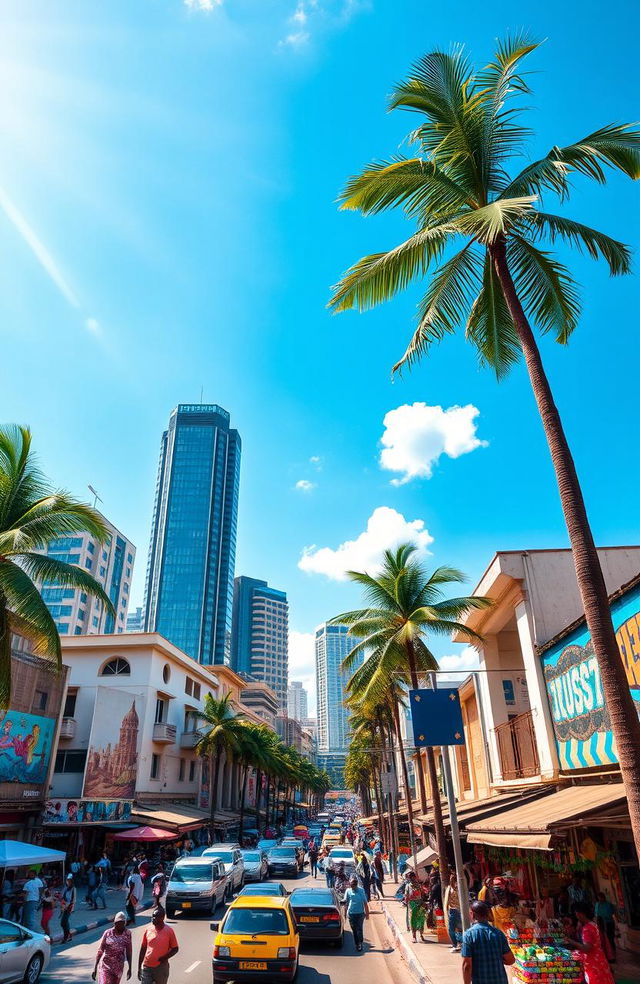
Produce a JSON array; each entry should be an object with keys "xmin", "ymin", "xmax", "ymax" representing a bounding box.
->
[
  {"xmin": 210, "ymin": 748, "xmax": 222, "ymax": 842},
  {"xmin": 392, "ymin": 700, "xmax": 417, "ymax": 866},
  {"xmin": 492, "ymin": 238, "xmax": 640, "ymax": 857},
  {"xmin": 239, "ymin": 766, "xmax": 248, "ymax": 845},
  {"xmin": 255, "ymin": 769, "xmax": 263, "ymax": 830}
]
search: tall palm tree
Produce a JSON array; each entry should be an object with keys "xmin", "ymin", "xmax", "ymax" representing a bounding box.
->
[
  {"xmin": 329, "ymin": 35, "xmax": 640, "ymax": 853},
  {"xmin": 196, "ymin": 693, "xmax": 248, "ymax": 838},
  {"xmin": 331, "ymin": 543, "xmax": 489, "ymax": 881},
  {"xmin": 0, "ymin": 425, "xmax": 115, "ymax": 708}
]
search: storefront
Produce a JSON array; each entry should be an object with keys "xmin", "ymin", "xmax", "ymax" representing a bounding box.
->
[{"xmin": 41, "ymin": 798, "xmax": 136, "ymax": 860}]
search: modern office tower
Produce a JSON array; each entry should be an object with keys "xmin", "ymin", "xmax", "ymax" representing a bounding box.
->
[
  {"xmin": 231, "ymin": 576, "xmax": 289, "ymax": 709},
  {"xmin": 126, "ymin": 606, "xmax": 144, "ymax": 632},
  {"xmin": 315, "ymin": 623, "xmax": 363, "ymax": 752},
  {"xmin": 287, "ymin": 681, "xmax": 308, "ymax": 722},
  {"xmin": 144, "ymin": 404, "xmax": 241, "ymax": 666},
  {"xmin": 37, "ymin": 514, "xmax": 135, "ymax": 637}
]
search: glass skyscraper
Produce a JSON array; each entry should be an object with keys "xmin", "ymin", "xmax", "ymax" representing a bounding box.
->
[
  {"xmin": 231, "ymin": 576, "xmax": 289, "ymax": 709},
  {"xmin": 144, "ymin": 404, "xmax": 241, "ymax": 665},
  {"xmin": 315, "ymin": 623, "xmax": 363, "ymax": 752}
]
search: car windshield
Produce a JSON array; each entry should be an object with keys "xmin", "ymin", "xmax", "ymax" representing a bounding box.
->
[
  {"xmin": 331, "ymin": 850, "xmax": 353, "ymax": 859},
  {"xmin": 223, "ymin": 908, "xmax": 289, "ymax": 935},
  {"xmin": 242, "ymin": 884, "xmax": 282, "ymax": 895},
  {"xmin": 171, "ymin": 865, "xmax": 215, "ymax": 883},
  {"xmin": 210, "ymin": 851, "xmax": 234, "ymax": 863},
  {"xmin": 290, "ymin": 891, "xmax": 334, "ymax": 905},
  {"xmin": 242, "ymin": 853, "xmax": 262, "ymax": 862},
  {"xmin": 269, "ymin": 849, "xmax": 296, "ymax": 858}
]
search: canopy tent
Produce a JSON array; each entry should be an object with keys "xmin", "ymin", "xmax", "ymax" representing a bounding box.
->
[
  {"xmin": 0, "ymin": 840, "xmax": 66, "ymax": 868},
  {"xmin": 112, "ymin": 825, "xmax": 177, "ymax": 842}
]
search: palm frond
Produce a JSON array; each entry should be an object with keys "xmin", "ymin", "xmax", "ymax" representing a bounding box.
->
[
  {"xmin": 524, "ymin": 212, "xmax": 632, "ymax": 276},
  {"xmin": 507, "ymin": 235, "xmax": 581, "ymax": 342},
  {"xmin": 455, "ymin": 195, "xmax": 537, "ymax": 243},
  {"xmin": 466, "ymin": 252, "xmax": 520, "ymax": 378},
  {"xmin": 16, "ymin": 553, "xmax": 116, "ymax": 613},
  {"xmin": 338, "ymin": 157, "xmax": 473, "ymax": 217}
]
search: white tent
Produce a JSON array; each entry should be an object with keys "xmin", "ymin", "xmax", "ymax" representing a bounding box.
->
[{"xmin": 0, "ymin": 840, "xmax": 66, "ymax": 868}]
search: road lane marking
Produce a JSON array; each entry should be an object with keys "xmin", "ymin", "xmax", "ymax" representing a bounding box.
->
[{"xmin": 185, "ymin": 961, "xmax": 201, "ymax": 973}]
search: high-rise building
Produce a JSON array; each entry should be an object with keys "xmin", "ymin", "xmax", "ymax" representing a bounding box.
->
[
  {"xmin": 315, "ymin": 623, "xmax": 363, "ymax": 752},
  {"xmin": 287, "ymin": 681, "xmax": 308, "ymax": 722},
  {"xmin": 126, "ymin": 606, "xmax": 144, "ymax": 632},
  {"xmin": 301, "ymin": 717, "xmax": 317, "ymax": 739},
  {"xmin": 36, "ymin": 514, "xmax": 135, "ymax": 637},
  {"xmin": 231, "ymin": 577, "xmax": 288, "ymax": 709},
  {"xmin": 144, "ymin": 404, "xmax": 241, "ymax": 665}
]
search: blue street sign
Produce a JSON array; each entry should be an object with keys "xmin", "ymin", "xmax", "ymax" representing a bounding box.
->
[{"xmin": 409, "ymin": 688, "xmax": 465, "ymax": 747}]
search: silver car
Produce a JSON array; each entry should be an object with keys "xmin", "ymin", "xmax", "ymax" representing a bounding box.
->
[
  {"xmin": 240, "ymin": 850, "xmax": 269, "ymax": 882},
  {"xmin": 0, "ymin": 918, "xmax": 51, "ymax": 983}
]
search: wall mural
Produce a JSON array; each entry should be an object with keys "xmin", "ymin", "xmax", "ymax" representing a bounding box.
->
[
  {"xmin": 0, "ymin": 709, "xmax": 55, "ymax": 784},
  {"xmin": 83, "ymin": 688, "xmax": 144, "ymax": 799}
]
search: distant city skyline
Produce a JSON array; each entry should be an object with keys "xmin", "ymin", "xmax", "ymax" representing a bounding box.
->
[
  {"xmin": 315, "ymin": 623, "xmax": 363, "ymax": 752},
  {"xmin": 144, "ymin": 404, "xmax": 241, "ymax": 666},
  {"xmin": 287, "ymin": 680, "xmax": 308, "ymax": 722},
  {"xmin": 231, "ymin": 575, "xmax": 289, "ymax": 708}
]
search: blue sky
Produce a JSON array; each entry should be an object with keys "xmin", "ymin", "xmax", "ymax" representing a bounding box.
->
[{"xmin": 1, "ymin": 0, "xmax": 639, "ymax": 711}]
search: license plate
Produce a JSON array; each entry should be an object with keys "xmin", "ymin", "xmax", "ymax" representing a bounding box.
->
[
  {"xmin": 239, "ymin": 962, "xmax": 267, "ymax": 970},
  {"xmin": 300, "ymin": 916, "xmax": 320, "ymax": 923},
  {"xmin": 181, "ymin": 902, "xmax": 191, "ymax": 908}
]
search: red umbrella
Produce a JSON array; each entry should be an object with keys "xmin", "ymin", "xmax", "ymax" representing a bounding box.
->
[{"xmin": 112, "ymin": 826, "xmax": 177, "ymax": 842}]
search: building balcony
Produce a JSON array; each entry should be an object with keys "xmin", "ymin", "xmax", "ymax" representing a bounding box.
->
[
  {"xmin": 59, "ymin": 717, "xmax": 77, "ymax": 739},
  {"xmin": 152, "ymin": 722, "xmax": 177, "ymax": 743},
  {"xmin": 180, "ymin": 730, "xmax": 200, "ymax": 749},
  {"xmin": 494, "ymin": 710, "xmax": 539, "ymax": 781}
]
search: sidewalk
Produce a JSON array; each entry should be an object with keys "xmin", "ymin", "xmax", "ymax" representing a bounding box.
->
[{"xmin": 48, "ymin": 886, "xmax": 154, "ymax": 945}]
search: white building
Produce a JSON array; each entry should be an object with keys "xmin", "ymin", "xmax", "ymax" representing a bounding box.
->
[
  {"xmin": 36, "ymin": 512, "xmax": 135, "ymax": 637},
  {"xmin": 287, "ymin": 681, "xmax": 308, "ymax": 722},
  {"xmin": 315, "ymin": 623, "xmax": 362, "ymax": 751}
]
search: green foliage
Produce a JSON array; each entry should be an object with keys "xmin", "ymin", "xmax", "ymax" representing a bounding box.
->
[
  {"xmin": 329, "ymin": 36, "xmax": 639, "ymax": 378},
  {"xmin": 0, "ymin": 426, "xmax": 115, "ymax": 708}
]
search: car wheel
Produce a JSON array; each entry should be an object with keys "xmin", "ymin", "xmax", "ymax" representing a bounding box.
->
[
  {"xmin": 166, "ymin": 907, "xmax": 176, "ymax": 918},
  {"xmin": 24, "ymin": 954, "xmax": 43, "ymax": 984}
]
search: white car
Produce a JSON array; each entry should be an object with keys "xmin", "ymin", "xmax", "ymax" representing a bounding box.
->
[
  {"xmin": 0, "ymin": 918, "xmax": 51, "ymax": 983},
  {"xmin": 203, "ymin": 844, "xmax": 245, "ymax": 892},
  {"xmin": 321, "ymin": 846, "xmax": 357, "ymax": 877}
]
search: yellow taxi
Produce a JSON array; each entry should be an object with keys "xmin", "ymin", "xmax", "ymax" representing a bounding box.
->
[
  {"xmin": 321, "ymin": 833, "xmax": 340, "ymax": 850},
  {"xmin": 212, "ymin": 895, "xmax": 299, "ymax": 983}
]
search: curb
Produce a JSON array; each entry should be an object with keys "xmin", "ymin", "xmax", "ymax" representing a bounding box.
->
[{"xmin": 380, "ymin": 900, "xmax": 431, "ymax": 984}]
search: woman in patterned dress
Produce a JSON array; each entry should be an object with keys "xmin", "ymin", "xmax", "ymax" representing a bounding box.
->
[
  {"xmin": 92, "ymin": 911, "xmax": 132, "ymax": 984},
  {"xmin": 565, "ymin": 903, "xmax": 615, "ymax": 984}
]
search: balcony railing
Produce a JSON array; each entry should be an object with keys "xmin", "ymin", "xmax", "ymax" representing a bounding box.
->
[
  {"xmin": 180, "ymin": 731, "xmax": 200, "ymax": 749},
  {"xmin": 59, "ymin": 717, "xmax": 76, "ymax": 739},
  {"xmin": 494, "ymin": 710, "xmax": 539, "ymax": 781},
  {"xmin": 152, "ymin": 722, "xmax": 177, "ymax": 743}
]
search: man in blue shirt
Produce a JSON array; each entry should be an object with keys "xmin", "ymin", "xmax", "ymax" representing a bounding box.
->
[
  {"xmin": 461, "ymin": 901, "xmax": 515, "ymax": 984},
  {"xmin": 342, "ymin": 875, "xmax": 370, "ymax": 951}
]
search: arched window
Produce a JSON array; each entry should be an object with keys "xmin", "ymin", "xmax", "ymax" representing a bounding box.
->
[{"xmin": 100, "ymin": 657, "xmax": 131, "ymax": 676}]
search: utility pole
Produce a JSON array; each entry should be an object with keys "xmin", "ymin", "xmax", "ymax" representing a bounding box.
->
[{"xmin": 87, "ymin": 485, "xmax": 102, "ymax": 508}]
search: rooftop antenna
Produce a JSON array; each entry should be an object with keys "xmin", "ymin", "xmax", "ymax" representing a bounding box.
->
[
  {"xmin": 88, "ymin": 485, "xmax": 103, "ymax": 508},
  {"xmin": 199, "ymin": 385, "xmax": 204, "ymax": 404}
]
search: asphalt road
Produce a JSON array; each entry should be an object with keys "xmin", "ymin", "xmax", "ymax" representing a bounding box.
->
[{"xmin": 42, "ymin": 868, "xmax": 409, "ymax": 984}]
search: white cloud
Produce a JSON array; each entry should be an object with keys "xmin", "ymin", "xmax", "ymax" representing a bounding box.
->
[
  {"xmin": 85, "ymin": 317, "xmax": 101, "ymax": 336},
  {"xmin": 184, "ymin": 0, "xmax": 222, "ymax": 10},
  {"xmin": 438, "ymin": 646, "xmax": 480, "ymax": 683},
  {"xmin": 279, "ymin": 0, "xmax": 363, "ymax": 48},
  {"xmin": 380, "ymin": 402, "xmax": 488, "ymax": 485},
  {"xmin": 279, "ymin": 29, "xmax": 310, "ymax": 47},
  {"xmin": 289, "ymin": 630, "xmax": 317, "ymax": 713},
  {"xmin": 309, "ymin": 455, "xmax": 322, "ymax": 468},
  {"xmin": 295, "ymin": 479, "xmax": 316, "ymax": 492},
  {"xmin": 298, "ymin": 505, "xmax": 433, "ymax": 581},
  {"xmin": 292, "ymin": 2, "xmax": 308, "ymax": 23}
]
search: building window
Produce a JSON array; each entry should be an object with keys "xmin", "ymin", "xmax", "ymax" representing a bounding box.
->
[
  {"xmin": 179, "ymin": 758, "xmax": 185, "ymax": 782},
  {"xmin": 80, "ymin": 592, "xmax": 87, "ymax": 604},
  {"xmin": 102, "ymin": 551, "xmax": 108, "ymax": 561},
  {"xmin": 185, "ymin": 677, "xmax": 193, "ymax": 696},
  {"xmin": 78, "ymin": 608, "xmax": 85, "ymax": 621},
  {"xmin": 150, "ymin": 754, "xmax": 160, "ymax": 779},
  {"xmin": 126, "ymin": 567, "xmax": 131, "ymax": 578},
  {"xmin": 63, "ymin": 691, "xmax": 78, "ymax": 717},
  {"xmin": 189, "ymin": 760, "xmax": 196, "ymax": 782},
  {"xmin": 85, "ymin": 558, "xmax": 93, "ymax": 570},
  {"xmin": 99, "ymin": 566, "xmax": 106, "ymax": 577},
  {"xmin": 74, "ymin": 626, "xmax": 82, "ymax": 635},
  {"xmin": 101, "ymin": 657, "xmax": 130, "ymax": 676},
  {"xmin": 92, "ymin": 616, "xmax": 99, "ymax": 627},
  {"xmin": 32, "ymin": 690, "xmax": 48, "ymax": 712},
  {"xmin": 193, "ymin": 682, "xmax": 201, "ymax": 700},
  {"xmin": 87, "ymin": 542, "xmax": 95, "ymax": 554},
  {"xmin": 54, "ymin": 749, "xmax": 87, "ymax": 773},
  {"xmin": 127, "ymin": 552, "xmax": 133, "ymax": 564},
  {"xmin": 155, "ymin": 698, "xmax": 166, "ymax": 724},
  {"xmin": 162, "ymin": 664, "xmax": 171, "ymax": 684},
  {"xmin": 57, "ymin": 622, "xmax": 69, "ymax": 634}
]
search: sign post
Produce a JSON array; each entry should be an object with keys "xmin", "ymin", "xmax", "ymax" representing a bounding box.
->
[{"xmin": 409, "ymin": 686, "xmax": 471, "ymax": 934}]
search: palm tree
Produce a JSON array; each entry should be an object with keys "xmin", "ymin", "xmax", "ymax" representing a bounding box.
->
[
  {"xmin": 196, "ymin": 693, "xmax": 248, "ymax": 838},
  {"xmin": 329, "ymin": 35, "xmax": 640, "ymax": 853},
  {"xmin": 331, "ymin": 543, "xmax": 489, "ymax": 881},
  {"xmin": 0, "ymin": 425, "xmax": 115, "ymax": 708}
]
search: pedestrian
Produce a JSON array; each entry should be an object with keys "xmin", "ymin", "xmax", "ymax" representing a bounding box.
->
[
  {"xmin": 308, "ymin": 841, "xmax": 319, "ymax": 878},
  {"xmin": 151, "ymin": 867, "xmax": 166, "ymax": 905},
  {"xmin": 92, "ymin": 866, "xmax": 108, "ymax": 910},
  {"xmin": 594, "ymin": 892, "xmax": 618, "ymax": 961},
  {"xmin": 325, "ymin": 851, "xmax": 335, "ymax": 889},
  {"xmin": 356, "ymin": 851, "xmax": 372, "ymax": 902},
  {"xmin": 567, "ymin": 875, "xmax": 592, "ymax": 914},
  {"xmin": 404, "ymin": 872, "xmax": 427, "ymax": 943},
  {"xmin": 444, "ymin": 873, "xmax": 462, "ymax": 952},
  {"xmin": 138, "ymin": 855, "xmax": 151, "ymax": 884},
  {"xmin": 87, "ymin": 864, "xmax": 98, "ymax": 903},
  {"xmin": 92, "ymin": 911, "xmax": 132, "ymax": 984},
  {"xmin": 491, "ymin": 892, "xmax": 518, "ymax": 935},
  {"xmin": 342, "ymin": 875, "xmax": 369, "ymax": 952},
  {"xmin": 97, "ymin": 852, "xmax": 113, "ymax": 885},
  {"xmin": 137, "ymin": 907, "xmax": 179, "ymax": 984},
  {"xmin": 22, "ymin": 869, "xmax": 44, "ymax": 931},
  {"xmin": 461, "ymin": 900, "xmax": 515, "ymax": 984},
  {"xmin": 1, "ymin": 870, "xmax": 14, "ymax": 919},
  {"xmin": 564, "ymin": 902, "xmax": 615, "ymax": 984},
  {"xmin": 60, "ymin": 873, "xmax": 77, "ymax": 944},
  {"xmin": 535, "ymin": 888, "xmax": 555, "ymax": 929},
  {"xmin": 40, "ymin": 885, "xmax": 55, "ymax": 936},
  {"xmin": 478, "ymin": 877, "xmax": 498, "ymax": 907},
  {"xmin": 125, "ymin": 869, "xmax": 144, "ymax": 926},
  {"xmin": 372, "ymin": 851, "xmax": 385, "ymax": 899}
]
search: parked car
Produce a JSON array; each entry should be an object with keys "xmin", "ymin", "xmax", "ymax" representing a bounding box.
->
[
  {"xmin": 203, "ymin": 844, "xmax": 245, "ymax": 893},
  {"xmin": 241, "ymin": 850, "xmax": 269, "ymax": 882},
  {"xmin": 238, "ymin": 882, "xmax": 288, "ymax": 898},
  {"xmin": 266, "ymin": 846, "xmax": 300, "ymax": 879},
  {"xmin": 165, "ymin": 857, "xmax": 229, "ymax": 916},
  {"xmin": 279, "ymin": 838, "xmax": 305, "ymax": 868},
  {"xmin": 0, "ymin": 918, "xmax": 51, "ymax": 983},
  {"xmin": 211, "ymin": 895, "xmax": 299, "ymax": 984},
  {"xmin": 326, "ymin": 846, "xmax": 357, "ymax": 877},
  {"xmin": 289, "ymin": 887, "xmax": 343, "ymax": 947}
]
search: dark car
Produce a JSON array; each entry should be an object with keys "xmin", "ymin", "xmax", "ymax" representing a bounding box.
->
[
  {"xmin": 279, "ymin": 839, "xmax": 305, "ymax": 869},
  {"xmin": 289, "ymin": 887, "xmax": 343, "ymax": 946},
  {"xmin": 238, "ymin": 882, "xmax": 288, "ymax": 897},
  {"xmin": 267, "ymin": 847, "xmax": 300, "ymax": 878}
]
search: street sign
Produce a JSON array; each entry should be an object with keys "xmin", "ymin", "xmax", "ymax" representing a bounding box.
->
[{"xmin": 409, "ymin": 688, "xmax": 465, "ymax": 747}]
